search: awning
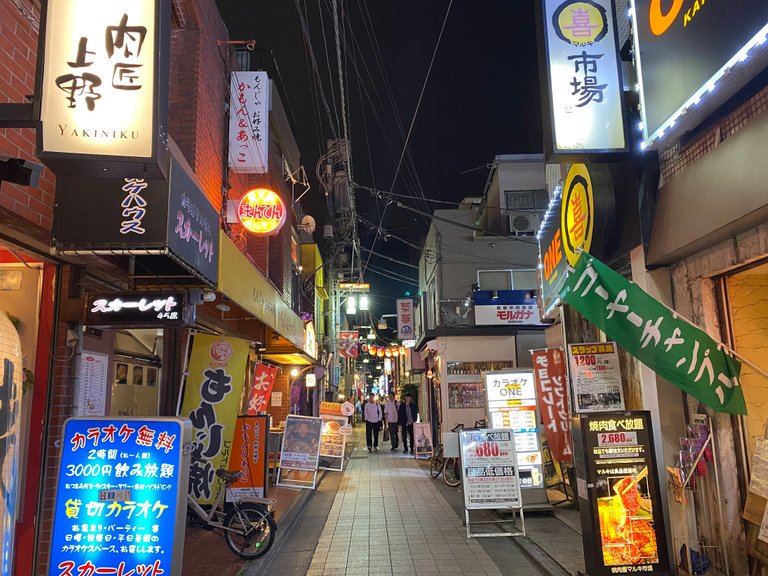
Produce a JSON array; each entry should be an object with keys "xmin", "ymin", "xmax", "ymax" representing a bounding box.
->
[{"xmin": 560, "ymin": 252, "xmax": 746, "ymax": 415}]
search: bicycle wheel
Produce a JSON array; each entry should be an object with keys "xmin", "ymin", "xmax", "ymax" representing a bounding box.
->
[
  {"xmin": 223, "ymin": 503, "xmax": 277, "ymax": 559},
  {"xmin": 430, "ymin": 453, "xmax": 444, "ymax": 479},
  {"xmin": 443, "ymin": 457, "xmax": 462, "ymax": 487}
]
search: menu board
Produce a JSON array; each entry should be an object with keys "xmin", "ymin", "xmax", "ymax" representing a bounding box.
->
[
  {"xmin": 77, "ymin": 351, "xmax": 108, "ymax": 416},
  {"xmin": 485, "ymin": 371, "xmax": 544, "ymax": 490},
  {"xmin": 49, "ymin": 418, "xmax": 190, "ymax": 576},
  {"xmin": 573, "ymin": 412, "xmax": 669, "ymax": 576},
  {"xmin": 459, "ymin": 429, "xmax": 521, "ymax": 510},
  {"xmin": 319, "ymin": 415, "xmax": 348, "ymax": 471},
  {"xmin": 277, "ymin": 415, "xmax": 323, "ymax": 489},
  {"xmin": 568, "ymin": 342, "xmax": 625, "ymax": 413}
]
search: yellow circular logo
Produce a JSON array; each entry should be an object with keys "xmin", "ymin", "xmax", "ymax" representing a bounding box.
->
[
  {"xmin": 553, "ymin": 0, "xmax": 608, "ymax": 45},
  {"xmin": 561, "ymin": 163, "xmax": 594, "ymax": 266}
]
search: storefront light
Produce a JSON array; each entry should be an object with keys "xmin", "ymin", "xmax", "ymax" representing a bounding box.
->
[
  {"xmin": 359, "ymin": 295, "xmax": 369, "ymax": 310},
  {"xmin": 290, "ymin": 367, "xmax": 299, "ymax": 378},
  {"xmin": 346, "ymin": 296, "xmax": 356, "ymax": 314}
]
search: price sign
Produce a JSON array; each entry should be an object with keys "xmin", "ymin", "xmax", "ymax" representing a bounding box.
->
[
  {"xmin": 597, "ymin": 431, "xmax": 638, "ymax": 447},
  {"xmin": 459, "ymin": 429, "xmax": 521, "ymax": 510}
]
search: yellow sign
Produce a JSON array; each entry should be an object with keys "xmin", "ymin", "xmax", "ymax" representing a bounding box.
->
[
  {"xmin": 561, "ymin": 163, "xmax": 594, "ymax": 266},
  {"xmin": 553, "ymin": 1, "xmax": 607, "ymax": 45},
  {"xmin": 40, "ymin": 0, "xmax": 158, "ymax": 158},
  {"xmin": 237, "ymin": 188, "xmax": 287, "ymax": 236},
  {"xmin": 180, "ymin": 334, "xmax": 249, "ymax": 505},
  {"xmin": 338, "ymin": 283, "xmax": 370, "ymax": 290}
]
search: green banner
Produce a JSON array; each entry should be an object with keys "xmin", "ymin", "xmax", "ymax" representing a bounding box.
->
[{"xmin": 561, "ymin": 253, "xmax": 746, "ymax": 415}]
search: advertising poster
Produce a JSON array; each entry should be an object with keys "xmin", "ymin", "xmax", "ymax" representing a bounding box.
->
[
  {"xmin": 573, "ymin": 412, "xmax": 669, "ymax": 575},
  {"xmin": 568, "ymin": 342, "xmax": 625, "ymax": 413},
  {"xmin": 49, "ymin": 417, "xmax": 190, "ymax": 576},
  {"xmin": 531, "ymin": 348, "xmax": 572, "ymax": 462},
  {"xmin": 319, "ymin": 402, "xmax": 344, "ymax": 416},
  {"xmin": 414, "ymin": 422, "xmax": 433, "ymax": 458},
  {"xmin": 484, "ymin": 371, "xmax": 545, "ymax": 490},
  {"xmin": 246, "ymin": 363, "xmax": 278, "ymax": 415},
  {"xmin": 226, "ymin": 415, "xmax": 269, "ymax": 499},
  {"xmin": 179, "ymin": 334, "xmax": 248, "ymax": 505},
  {"xmin": 459, "ymin": 429, "xmax": 521, "ymax": 510},
  {"xmin": 319, "ymin": 415, "xmax": 348, "ymax": 471},
  {"xmin": 77, "ymin": 351, "xmax": 108, "ymax": 416},
  {"xmin": 278, "ymin": 415, "xmax": 323, "ymax": 489}
]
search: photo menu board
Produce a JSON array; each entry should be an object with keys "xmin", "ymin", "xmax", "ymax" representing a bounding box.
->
[
  {"xmin": 484, "ymin": 370, "xmax": 544, "ymax": 491},
  {"xmin": 572, "ymin": 411, "xmax": 669, "ymax": 576}
]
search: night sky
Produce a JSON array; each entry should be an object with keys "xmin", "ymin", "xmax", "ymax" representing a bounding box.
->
[{"xmin": 216, "ymin": 1, "xmax": 543, "ymax": 316}]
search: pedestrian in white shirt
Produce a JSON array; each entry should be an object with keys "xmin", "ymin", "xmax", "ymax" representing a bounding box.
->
[
  {"xmin": 363, "ymin": 393, "xmax": 383, "ymax": 452},
  {"xmin": 383, "ymin": 392, "xmax": 400, "ymax": 451}
]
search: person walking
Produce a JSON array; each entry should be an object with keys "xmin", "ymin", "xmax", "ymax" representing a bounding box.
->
[
  {"xmin": 398, "ymin": 393, "xmax": 418, "ymax": 454},
  {"xmin": 363, "ymin": 393, "xmax": 383, "ymax": 452},
  {"xmin": 383, "ymin": 392, "xmax": 400, "ymax": 451}
]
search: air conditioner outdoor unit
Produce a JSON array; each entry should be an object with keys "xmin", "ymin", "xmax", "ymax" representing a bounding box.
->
[{"xmin": 508, "ymin": 211, "xmax": 542, "ymax": 236}]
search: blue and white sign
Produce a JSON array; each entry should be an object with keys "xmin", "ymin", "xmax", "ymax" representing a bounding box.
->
[{"xmin": 49, "ymin": 418, "xmax": 191, "ymax": 576}]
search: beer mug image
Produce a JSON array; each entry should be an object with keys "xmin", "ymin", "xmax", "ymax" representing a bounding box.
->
[{"xmin": 531, "ymin": 468, "xmax": 541, "ymax": 486}]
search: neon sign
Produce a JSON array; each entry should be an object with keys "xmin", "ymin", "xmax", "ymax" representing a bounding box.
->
[{"xmin": 237, "ymin": 188, "xmax": 286, "ymax": 236}]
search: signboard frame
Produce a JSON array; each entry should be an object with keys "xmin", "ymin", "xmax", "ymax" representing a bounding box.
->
[
  {"xmin": 48, "ymin": 417, "xmax": 191, "ymax": 576},
  {"xmin": 458, "ymin": 428, "xmax": 525, "ymax": 538},
  {"xmin": 318, "ymin": 414, "xmax": 348, "ymax": 471},
  {"xmin": 276, "ymin": 414, "xmax": 323, "ymax": 490},
  {"xmin": 413, "ymin": 422, "xmax": 433, "ymax": 460}
]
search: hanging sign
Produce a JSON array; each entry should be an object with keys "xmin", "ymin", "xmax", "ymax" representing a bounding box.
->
[
  {"xmin": 561, "ymin": 252, "xmax": 746, "ymax": 415},
  {"xmin": 246, "ymin": 364, "xmax": 278, "ymax": 415},
  {"xmin": 226, "ymin": 415, "xmax": 269, "ymax": 499},
  {"xmin": 49, "ymin": 417, "xmax": 191, "ymax": 576},
  {"xmin": 338, "ymin": 331, "xmax": 359, "ymax": 359},
  {"xmin": 38, "ymin": 0, "xmax": 169, "ymax": 176},
  {"xmin": 237, "ymin": 188, "xmax": 286, "ymax": 235},
  {"xmin": 531, "ymin": 348, "xmax": 572, "ymax": 461},
  {"xmin": 179, "ymin": 334, "xmax": 249, "ymax": 504},
  {"xmin": 540, "ymin": 0, "xmax": 627, "ymax": 158},
  {"xmin": 459, "ymin": 428, "xmax": 522, "ymax": 509},
  {"xmin": 396, "ymin": 298, "xmax": 414, "ymax": 340},
  {"xmin": 228, "ymin": 71, "xmax": 270, "ymax": 174},
  {"xmin": 568, "ymin": 342, "xmax": 625, "ymax": 413}
]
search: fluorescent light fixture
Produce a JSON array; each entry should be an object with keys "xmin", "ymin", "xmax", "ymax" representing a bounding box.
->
[
  {"xmin": 346, "ymin": 296, "xmax": 356, "ymax": 314},
  {"xmin": 359, "ymin": 295, "xmax": 369, "ymax": 310}
]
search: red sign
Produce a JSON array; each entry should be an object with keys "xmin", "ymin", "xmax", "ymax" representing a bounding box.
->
[
  {"xmin": 227, "ymin": 415, "xmax": 268, "ymax": 498},
  {"xmin": 531, "ymin": 348, "xmax": 572, "ymax": 462},
  {"xmin": 237, "ymin": 188, "xmax": 286, "ymax": 235},
  {"xmin": 247, "ymin": 363, "xmax": 278, "ymax": 415},
  {"xmin": 338, "ymin": 331, "xmax": 359, "ymax": 359}
]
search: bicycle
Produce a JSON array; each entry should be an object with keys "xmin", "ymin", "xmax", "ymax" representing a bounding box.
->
[
  {"xmin": 440, "ymin": 419, "xmax": 488, "ymax": 488},
  {"xmin": 186, "ymin": 467, "xmax": 277, "ymax": 559},
  {"xmin": 428, "ymin": 423, "xmax": 465, "ymax": 486}
]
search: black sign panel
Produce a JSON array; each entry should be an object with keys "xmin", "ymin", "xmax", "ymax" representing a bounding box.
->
[
  {"xmin": 53, "ymin": 154, "xmax": 219, "ymax": 286},
  {"xmin": 635, "ymin": 1, "xmax": 768, "ymax": 138},
  {"xmin": 85, "ymin": 292, "xmax": 195, "ymax": 328},
  {"xmin": 572, "ymin": 411, "xmax": 669, "ymax": 576}
]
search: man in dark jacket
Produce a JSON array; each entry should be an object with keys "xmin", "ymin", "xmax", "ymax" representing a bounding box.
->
[{"xmin": 397, "ymin": 393, "xmax": 418, "ymax": 454}]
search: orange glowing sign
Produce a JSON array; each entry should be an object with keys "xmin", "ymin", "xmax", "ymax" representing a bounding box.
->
[{"xmin": 237, "ymin": 188, "xmax": 286, "ymax": 235}]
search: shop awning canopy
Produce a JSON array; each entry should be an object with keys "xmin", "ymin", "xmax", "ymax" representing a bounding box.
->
[{"xmin": 559, "ymin": 252, "xmax": 747, "ymax": 415}]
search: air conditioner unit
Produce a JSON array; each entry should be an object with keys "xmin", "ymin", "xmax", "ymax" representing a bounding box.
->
[{"xmin": 508, "ymin": 211, "xmax": 542, "ymax": 236}]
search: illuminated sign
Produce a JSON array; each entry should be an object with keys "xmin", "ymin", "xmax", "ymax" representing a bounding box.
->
[
  {"xmin": 39, "ymin": 0, "xmax": 168, "ymax": 174},
  {"xmin": 338, "ymin": 283, "xmax": 370, "ymax": 290},
  {"xmin": 540, "ymin": 0, "xmax": 627, "ymax": 157},
  {"xmin": 229, "ymin": 71, "xmax": 270, "ymax": 174},
  {"xmin": 572, "ymin": 412, "xmax": 669, "ymax": 575},
  {"xmin": 85, "ymin": 292, "xmax": 195, "ymax": 328},
  {"xmin": 561, "ymin": 163, "xmax": 594, "ymax": 266},
  {"xmin": 49, "ymin": 417, "xmax": 190, "ymax": 576},
  {"xmin": 633, "ymin": 1, "xmax": 768, "ymax": 148},
  {"xmin": 396, "ymin": 298, "xmax": 414, "ymax": 340},
  {"xmin": 459, "ymin": 429, "xmax": 521, "ymax": 509},
  {"xmin": 237, "ymin": 188, "xmax": 286, "ymax": 236}
]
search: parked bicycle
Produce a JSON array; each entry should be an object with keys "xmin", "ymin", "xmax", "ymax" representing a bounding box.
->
[
  {"xmin": 187, "ymin": 466, "xmax": 277, "ymax": 559},
  {"xmin": 430, "ymin": 419, "xmax": 487, "ymax": 487}
]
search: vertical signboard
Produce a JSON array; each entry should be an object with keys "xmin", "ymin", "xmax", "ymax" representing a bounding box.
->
[
  {"xmin": 396, "ymin": 298, "xmax": 414, "ymax": 340},
  {"xmin": 319, "ymin": 415, "xmax": 348, "ymax": 471},
  {"xmin": 540, "ymin": 0, "xmax": 626, "ymax": 156},
  {"xmin": 246, "ymin": 364, "xmax": 278, "ymax": 415},
  {"xmin": 413, "ymin": 422, "xmax": 434, "ymax": 459},
  {"xmin": 568, "ymin": 342, "xmax": 625, "ymax": 413},
  {"xmin": 531, "ymin": 348, "xmax": 572, "ymax": 462},
  {"xmin": 277, "ymin": 415, "xmax": 323, "ymax": 489},
  {"xmin": 49, "ymin": 417, "xmax": 191, "ymax": 576},
  {"xmin": 179, "ymin": 334, "xmax": 248, "ymax": 505},
  {"xmin": 39, "ymin": 0, "xmax": 168, "ymax": 173},
  {"xmin": 229, "ymin": 71, "xmax": 270, "ymax": 174},
  {"xmin": 337, "ymin": 331, "xmax": 359, "ymax": 359},
  {"xmin": 226, "ymin": 415, "xmax": 269, "ymax": 499},
  {"xmin": 76, "ymin": 351, "xmax": 109, "ymax": 416},
  {"xmin": 572, "ymin": 412, "xmax": 669, "ymax": 575}
]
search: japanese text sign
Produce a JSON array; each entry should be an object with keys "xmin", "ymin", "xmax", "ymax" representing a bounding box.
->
[
  {"xmin": 226, "ymin": 416, "xmax": 268, "ymax": 499},
  {"xmin": 562, "ymin": 253, "xmax": 746, "ymax": 414},
  {"xmin": 396, "ymin": 298, "xmax": 414, "ymax": 340},
  {"xmin": 459, "ymin": 429, "xmax": 522, "ymax": 510},
  {"xmin": 338, "ymin": 331, "xmax": 359, "ymax": 359},
  {"xmin": 475, "ymin": 304, "xmax": 540, "ymax": 325},
  {"xmin": 569, "ymin": 341, "xmax": 625, "ymax": 413},
  {"xmin": 86, "ymin": 292, "xmax": 194, "ymax": 329},
  {"xmin": 541, "ymin": 0, "xmax": 626, "ymax": 156},
  {"xmin": 246, "ymin": 364, "xmax": 278, "ymax": 415},
  {"xmin": 531, "ymin": 349, "xmax": 572, "ymax": 461},
  {"xmin": 49, "ymin": 417, "xmax": 191, "ymax": 576},
  {"xmin": 228, "ymin": 71, "xmax": 270, "ymax": 174},
  {"xmin": 40, "ymin": 0, "xmax": 166, "ymax": 164},
  {"xmin": 179, "ymin": 335, "xmax": 248, "ymax": 505}
]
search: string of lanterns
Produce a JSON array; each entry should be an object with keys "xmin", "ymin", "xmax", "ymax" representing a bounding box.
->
[{"xmin": 360, "ymin": 343, "xmax": 406, "ymax": 358}]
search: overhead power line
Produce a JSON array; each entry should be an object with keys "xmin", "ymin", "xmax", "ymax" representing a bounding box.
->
[{"xmin": 360, "ymin": 246, "xmax": 419, "ymax": 269}]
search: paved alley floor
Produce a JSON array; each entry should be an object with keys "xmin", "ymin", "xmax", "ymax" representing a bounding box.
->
[{"xmin": 248, "ymin": 431, "xmax": 555, "ymax": 576}]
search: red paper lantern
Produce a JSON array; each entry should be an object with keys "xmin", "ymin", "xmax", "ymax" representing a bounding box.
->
[{"xmin": 377, "ymin": 348, "xmax": 384, "ymax": 357}]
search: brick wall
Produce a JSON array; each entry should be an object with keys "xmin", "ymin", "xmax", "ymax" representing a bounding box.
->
[{"xmin": 0, "ymin": 1, "xmax": 56, "ymax": 235}]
